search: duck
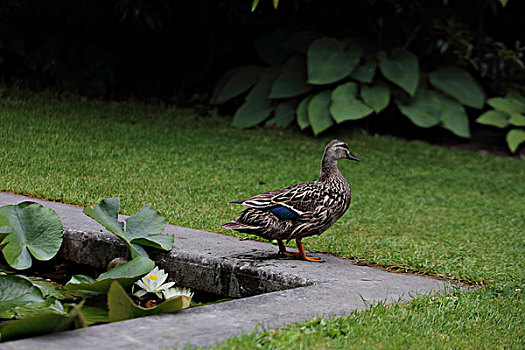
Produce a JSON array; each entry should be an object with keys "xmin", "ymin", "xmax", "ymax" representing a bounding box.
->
[{"xmin": 221, "ymin": 139, "xmax": 360, "ymax": 262}]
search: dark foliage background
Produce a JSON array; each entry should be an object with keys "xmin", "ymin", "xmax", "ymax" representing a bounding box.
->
[{"xmin": 0, "ymin": 0, "xmax": 523, "ymax": 101}]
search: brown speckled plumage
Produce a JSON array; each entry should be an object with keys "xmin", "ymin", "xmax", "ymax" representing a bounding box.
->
[{"xmin": 222, "ymin": 140, "xmax": 360, "ymax": 262}]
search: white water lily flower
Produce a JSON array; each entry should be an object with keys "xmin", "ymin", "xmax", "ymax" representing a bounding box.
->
[
  {"xmin": 133, "ymin": 266, "xmax": 175, "ymax": 298},
  {"xmin": 163, "ymin": 287, "xmax": 194, "ymax": 300}
]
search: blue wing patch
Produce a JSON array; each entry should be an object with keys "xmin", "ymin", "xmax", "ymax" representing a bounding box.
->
[{"xmin": 270, "ymin": 206, "xmax": 299, "ymax": 220}]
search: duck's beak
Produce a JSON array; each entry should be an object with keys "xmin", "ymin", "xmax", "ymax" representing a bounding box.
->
[{"xmin": 346, "ymin": 152, "xmax": 361, "ymax": 162}]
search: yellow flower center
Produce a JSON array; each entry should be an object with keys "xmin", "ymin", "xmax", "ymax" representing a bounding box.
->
[{"xmin": 146, "ymin": 275, "xmax": 158, "ymax": 281}]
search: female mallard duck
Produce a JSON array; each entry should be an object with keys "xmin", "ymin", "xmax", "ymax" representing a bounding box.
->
[{"xmin": 222, "ymin": 139, "xmax": 360, "ymax": 262}]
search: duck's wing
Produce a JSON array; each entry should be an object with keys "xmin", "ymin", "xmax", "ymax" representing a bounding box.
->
[{"xmin": 233, "ymin": 183, "xmax": 325, "ymax": 220}]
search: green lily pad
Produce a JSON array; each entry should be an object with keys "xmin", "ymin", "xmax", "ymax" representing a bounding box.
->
[
  {"xmin": 0, "ymin": 301, "xmax": 86, "ymax": 342},
  {"xmin": 107, "ymin": 281, "xmax": 190, "ymax": 323},
  {"xmin": 0, "ymin": 202, "xmax": 62, "ymax": 270},
  {"xmin": 0, "ymin": 275, "xmax": 64, "ymax": 319},
  {"xmin": 83, "ymin": 198, "xmax": 173, "ymax": 259},
  {"xmin": 65, "ymin": 256, "xmax": 155, "ymax": 294},
  {"xmin": 81, "ymin": 305, "xmax": 108, "ymax": 325}
]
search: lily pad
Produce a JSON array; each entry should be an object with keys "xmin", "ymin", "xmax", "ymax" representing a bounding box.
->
[
  {"xmin": 0, "ymin": 275, "xmax": 64, "ymax": 319},
  {"xmin": 0, "ymin": 202, "xmax": 62, "ymax": 270},
  {"xmin": 107, "ymin": 281, "xmax": 190, "ymax": 323},
  {"xmin": 83, "ymin": 198, "xmax": 173, "ymax": 259},
  {"xmin": 0, "ymin": 302, "xmax": 86, "ymax": 342},
  {"xmin": 65, "ymin": 256, "xmax": 155, "ymax": 294}
]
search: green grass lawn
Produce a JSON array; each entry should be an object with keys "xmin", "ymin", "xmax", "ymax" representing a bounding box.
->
[{"xmin": 1, "ymin": 91, "xmax": 524, "ymax": 348}]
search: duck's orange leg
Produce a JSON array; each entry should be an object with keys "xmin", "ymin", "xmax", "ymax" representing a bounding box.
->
[
  {"xmin": 296, "ymin": 239, "xmax": 324, "ymax": 263},
  {"xmin": 277, "ymin": 239, "xmax": 301, "ymax": 257}
]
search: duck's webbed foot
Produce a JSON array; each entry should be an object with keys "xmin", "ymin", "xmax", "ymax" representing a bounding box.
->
[
  {"xmin": 277, "ymin": 239, "xmax": 300, "ymax": 256},
  {"xmin": 277, "ymin": 239, "xmax": 324, "ymax": 263}
]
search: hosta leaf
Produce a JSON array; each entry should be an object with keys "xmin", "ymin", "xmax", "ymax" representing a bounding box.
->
[
  {"xmin": 214, "ymin": 66, "xmax": 260, "ymax": 104},
  {"xmin": 360, "ymin": 84, "xmax": 390, "ymax": 113},
  {"xmin": 429, "ymin": 67, "xmax": 484, "ymax": 109},
  {"xmin": 509, "ymin": 113, "xmax": 525, "ymax": 127},
  {"xmin": 296, "ymin": 96, "xmax": 313, "ymax": 130},
  {"xmin": 266, "ymin": 101, "xmax": 296, "ymax": 128},
  {"xmin": 232, "ymin": 69, "xmax": 277, "ymax": 128},
  {"xmin": 307, "ymin": 37, "xmax": 362, "ymax": 85},
  {"xmin": 0, "ymin": 301, "xmax": 86, "ymax": 342},
  {"xmin": 107, "ymin": 282, "xmax": 190, "ymax": 323},
  {"xmin": 487, "ymin": 97, "xmax": 525, "ymax": 115},
  {"xmin": 396, "ymin": 89, "xmax": 441, "ymax": 127},
  {"xmin": 378, "ymin": 49, "xmax": 419, "ymax": 96},
  {"xmin": 0, "ymin": 202, "xmax": 62, "ymax": 270},
  {"xmin": 330, "ymin": 82, "xmax": 373, "ymax": 122},
  {"xmin": 435, "ymin": 92, "xmax": 471, "ymax": 138},
  {"xmin": 350, "ymin": 60, "xmax": 376, "ymax": 83},
  {"xmin": 270, "ymin": 56, "xmax": 312, "ymax": 99},
  {"xmin": 308, "ymin": 91, "xmax": 334, "ymax": 135},
  {"xmin": 282, "ymin": 31, "xmax": 322, "ymax": 53},
  {"xmin": 506, "ymin": 129, "xmax": 525, "ymax": 153},
  {"xmin": 476, "ymin": 110, "xmax": 510, "ymax": 128},
  {"xmin": 65, "ymin": 256, "xmax": 155, "ymax": 294}
]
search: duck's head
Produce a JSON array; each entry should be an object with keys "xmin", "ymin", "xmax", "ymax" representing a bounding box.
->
[{"xmin": 324, "ymin": 139, "xmax": 360, "ymax": 162}]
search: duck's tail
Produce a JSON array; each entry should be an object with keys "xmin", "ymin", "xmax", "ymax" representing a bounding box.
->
[{"xmin": 221, "ymin": 221, "xmax": 258, "ymax": 232}]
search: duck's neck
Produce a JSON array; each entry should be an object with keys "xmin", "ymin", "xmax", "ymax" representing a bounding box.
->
[{"xmin": 319, "ymin": 157, "xmax": 340, "ymax": 181}]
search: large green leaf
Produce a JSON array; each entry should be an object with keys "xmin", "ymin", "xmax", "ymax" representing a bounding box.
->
[
  {"xmin": 107, "ymin": 281, "xmax": 190, "ymax": 323},
  {"xmin": 0, "ymin": 275, "xmax": 64, "ymax": 319},
  {"xmin": 0, "ymin": 202, "xmax": 62, "ymax": 270},
  {"xmin": 296, "ymin": 96, "xmax": 313, "ymax": 130},
  {"xmin": 435, "ymin": 92, "xmax": 471, "ymax": 138},
  {"xmin": 429, "ymin": 68, "xmax": 485, "ymax": 109},
  {"xmin": 212, "ymin": 66, "xmax": 261, "ymax": 104},
  {"xmin": 360, "ymin": 84, "xmax": 390, "ymax": 113},
  {"xmin": 487, "ymin": 97, "xmax": 525, "ymax": 115},
  {"xmin": 0, "ymin": 302, "xmax": 86, "ymax": 342},
  {"xmin": 378, "ymin": 49, "xmax": 419, "ymax": 97},
  {"xmin": 266, "ymin": 101, "xmax": 296, "ymax": 128},
  {"xmin": 270, "ymin": 56, "xmax": 312, "ymax": 99},
  {"xmin": 330, "ymin": 82, "xmax": 373, "ymax": 123},
  {"xmin": 396, "ymin": 89, "xmax": 441, "ymax": 128},
  {"xmin": 509, "ymin": 113, "xmax": 525, "ymax": 127},
  {"xmin": 65, "ymin": 256, "xmax": 155, "ymax": 294},
  {"xmin": 476, "ymin": 110, "xmax": 510, "ymax": 128},
  {"xmin": 83, "ymin": 198, "xmax": 173, "ymax": 259},
  {"xmin": 232, "ymin": 69, "xmax": 277, "ymax": 129},
  {"xmin": 307, "ymin": 37, "xmax": 362, "ymax": 85},
  {"xmin": 350, "ymin": 59, "xmax": 376, "ymax": 83},
  {"xmin": 506, "ymin": 129, "xmax": 525, "ymax": 153},
  {"xmin": 308, "ymin": 91, "xmax": 334, "ymax": 136}
]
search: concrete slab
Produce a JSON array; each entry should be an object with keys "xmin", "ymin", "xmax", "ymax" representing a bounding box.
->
[{"xmin": 0, "ymin": 193, "xmax": 455, "ymax": 349}]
